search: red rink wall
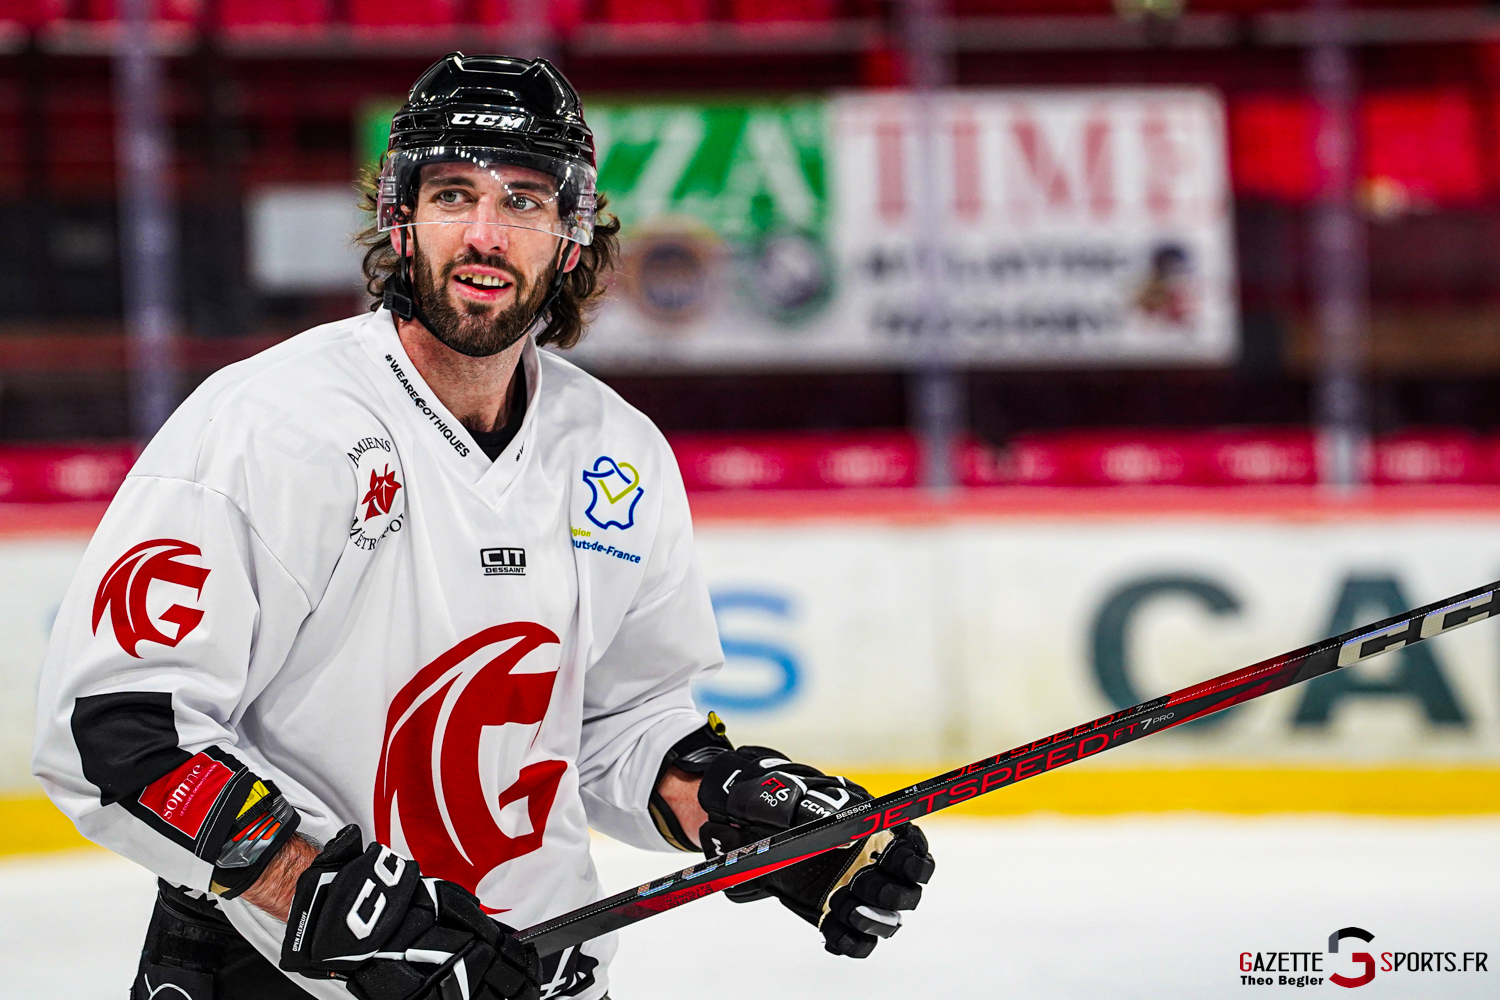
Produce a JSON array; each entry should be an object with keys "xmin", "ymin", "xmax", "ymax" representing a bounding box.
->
[{"xmin": 2, "ymin": 430, "xmax": 1499, "ymax": 503}]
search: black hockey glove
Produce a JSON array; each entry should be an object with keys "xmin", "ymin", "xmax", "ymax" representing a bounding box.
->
[
  {"xmin": 280, "ymin": 825, "xmax": 540, "ymax": 1000},
  {"xmin": 696, "ymin": 746, "xmax": 935, "ymax": 959}
]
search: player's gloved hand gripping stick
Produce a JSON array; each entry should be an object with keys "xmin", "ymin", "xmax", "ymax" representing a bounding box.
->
[
  {"xmin": 281, "ymin": 825, "xmax": 542, "ymax": 1000},
  {"xmin": 518, "ymin": 578, "xmax": 1500, "ymax": 958},
  {"xmin": 646, "ymin": 716, "xmax": 937, "ymax": 959},
  {"xmin": 697, "ymin": 746, "xmax": 935, "ymax": 958}
]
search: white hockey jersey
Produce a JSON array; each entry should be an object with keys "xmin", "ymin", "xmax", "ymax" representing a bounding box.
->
[{"xmin": 32, "ymin": 308, "xmax": 724, "ymax": 1000}]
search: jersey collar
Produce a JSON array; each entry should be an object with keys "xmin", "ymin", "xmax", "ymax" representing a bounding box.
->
[{"xmin": 357, "ymin": 308, "xmax": 542, "ymax": 505}]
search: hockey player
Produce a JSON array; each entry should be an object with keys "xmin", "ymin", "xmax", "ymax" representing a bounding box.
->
[{"xmin": 32, "ymin": 53, "xmax": 933, "ymax": 1000}]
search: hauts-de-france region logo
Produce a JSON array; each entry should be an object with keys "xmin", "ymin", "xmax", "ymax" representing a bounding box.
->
[
  {"xmin": 92, "ymin": 539, "xmax": 209, "ymax": 657},
  {"xmin": 582, "ymin": 455, "xmax": 644, "ymax": 530}
]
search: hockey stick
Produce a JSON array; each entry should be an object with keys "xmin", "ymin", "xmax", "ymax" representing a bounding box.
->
[{"xmin": 518, "ymin": 577, "xmax": 1500, "ymax": 957}]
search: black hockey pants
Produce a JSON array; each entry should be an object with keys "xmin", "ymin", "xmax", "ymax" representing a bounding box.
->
[
  {"xmin": 132, "ymin": 879, "xmax": 611, "ymax": 999},
  {"xmin": 132, "ymin": 879, "xmax": 316, "ymax": 1000}
]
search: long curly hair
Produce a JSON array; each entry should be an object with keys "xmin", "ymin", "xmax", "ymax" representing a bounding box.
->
[{"xmin": 353, "ymin": 166, "xmax": 621, "ymax": 351}]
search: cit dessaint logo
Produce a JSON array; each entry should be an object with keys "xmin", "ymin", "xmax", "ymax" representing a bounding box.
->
[
  {"xmin": 92, "ymin": 539, "xmax": 209, "ymax": 657},
  {"xmin": 582, "ymin": 456, "xmax": 643, "ymax": 530},
  {"xmin": 363, "ymin": 465, "xmax": 402, "ymax": 520},
  {"xmin": 481, "ymin": 547, "xmax": 526, "ymax": 576},
  {"xmin": 1329, "ymin": 927, "xmax": 1377, "ymax": 988}
]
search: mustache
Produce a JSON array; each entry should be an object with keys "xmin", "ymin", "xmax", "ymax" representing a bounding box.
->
[{"xmin": 440, "ymin": 249, "xmax": 524, "ymax": 288}]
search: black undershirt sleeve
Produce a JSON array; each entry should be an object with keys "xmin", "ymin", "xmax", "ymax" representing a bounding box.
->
[
  {"xmin": 70, "ymin": 691, "xmax": 302, "ymax": 898},
  {"xmin": 469, "ymin": 364, "xmax": 528, "ymax": 462}
]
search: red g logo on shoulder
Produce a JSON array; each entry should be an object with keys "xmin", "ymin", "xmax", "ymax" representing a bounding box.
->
[
  {"xmin": 375, "ymin": 623, "xmax": 567, "ymax": 911},
  {"xmin": 92, "ymin": 539, "xmax": 210, "ymax": 657}
]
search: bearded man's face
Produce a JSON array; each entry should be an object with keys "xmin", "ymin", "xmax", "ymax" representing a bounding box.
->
[
  {"xmin": 410, "ymin": 241, "xmax": 554, "ymax": 358},
  {"xmin": 399, "ymin": 161, "xmax": 569, "ymax": 357}
]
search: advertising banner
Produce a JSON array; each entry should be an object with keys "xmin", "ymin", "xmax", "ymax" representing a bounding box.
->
[
  {"xmin": 693, "ymin": 517, "xmax": 1500, "ymax": 771},
  {"xmin": 830, "ymin": 88, "xmax": 1236, "ymax": 365},
  {"xmin": 569, "ymin": 88, "xmax": 1237, "ymax": 369},
  {"xmin": 569, "ymin": 98, "xmax": 843, "ymax": 367}
]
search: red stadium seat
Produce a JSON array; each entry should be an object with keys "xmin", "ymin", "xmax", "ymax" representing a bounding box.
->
[
  {"xmin": 1363, "ymin": 91, "xmax": 1487, "ymax": 209},
  {"xmin": 596, "ymin": 0, "xmax": 708, "ymax": 24},
  {"xmin": 469, "ymin": 0, "xmax": 587, "ymax": 29},
  {"xmin": 75, "ymin": 0, "xmax": 200, "ymax": 21},
  {"xmin": 951, "ymin": 1, "xmax": 1112, "ymax": 13},
  {"xmin": 726, "ymin": 0, "xmax": 837, "ymax": 21},
  {"xmin": 1230, "ymin": 90, "xmax": 1488, "ymax": 209},
  {"xmin": 216, "ymin": 0, "xmax": 329, "ymax": 27},
  {"xmin": 5, "ymin": 0, "xmax": 68, "ymax": 28},
  {"xmin": 471, "ymin": 0, "xmax": 507, "ymax": 24},
  {"xmin": 348, "ymin": 0, "xmax": 461, "ymax": 28},
  {"xmin": 950, "ymin": 1, "xmax": 1358, "ymax": 13},
  {"xmin": 1229, "ymin": 94, "xmax": 1317, "ymax": 202}
]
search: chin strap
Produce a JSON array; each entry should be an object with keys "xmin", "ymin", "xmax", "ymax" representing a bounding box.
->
[
  {"xmin": 383, "ymin": 223, "xmax": 444, "ymax": 341},
  {"xmin": 529, "ymin": 239, "xmax": 572, "ymax": 340},
  {"xmin": 384, "ymin": 225, "xmax": 574, "ymax": 355}
]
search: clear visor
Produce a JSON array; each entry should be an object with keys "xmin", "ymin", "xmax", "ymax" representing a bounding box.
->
[{"xmin": 376, "ymin": 145, "xmax": 597, "ymax": 246}]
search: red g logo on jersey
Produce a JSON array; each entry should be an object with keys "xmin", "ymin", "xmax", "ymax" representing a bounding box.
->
[
  {"xmin": 375, "ymin": 622, "xmax": 567, "ymax": 909},
  {"xmin": 92, "ymin": 539, "xmax": 210, "ymax": 657}
]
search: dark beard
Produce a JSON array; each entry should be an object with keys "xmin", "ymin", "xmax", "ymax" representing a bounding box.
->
[{"xmin": 410, "ymin": 242, "xmax": 554, "ymax": 358}]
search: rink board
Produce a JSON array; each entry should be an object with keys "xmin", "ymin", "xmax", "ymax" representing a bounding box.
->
[{"xmin": 5, "ymin": 491, "xmax": 1500, "ymax": 854}]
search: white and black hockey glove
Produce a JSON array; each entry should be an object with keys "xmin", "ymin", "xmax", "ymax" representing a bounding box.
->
[
  {"xmin": 695, "ymin": 745, "xmax": 936, "ymax": 959},
  {"xmin": 280, "ymin": 825, "xmax": 541, "ymax": 1000}
]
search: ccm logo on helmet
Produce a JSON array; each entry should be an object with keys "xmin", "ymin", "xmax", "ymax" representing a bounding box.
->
[{"xmin": 448, "ymin": 112, "xmax": 526, "ymax": 128}]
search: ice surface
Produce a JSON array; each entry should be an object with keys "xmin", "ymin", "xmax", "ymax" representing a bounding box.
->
[{"xmin": 4, "ymin": 816, "xmax": 1497, "ymax": 999}]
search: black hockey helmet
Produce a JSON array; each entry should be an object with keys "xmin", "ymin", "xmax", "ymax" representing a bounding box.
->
[
  {"xmin": 376, "ymin": 52, "xmax": 598, "ymax": 246},
  {"xmin": 377, "ymin": 53, "xmax": 599, "ymax": 349}
]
